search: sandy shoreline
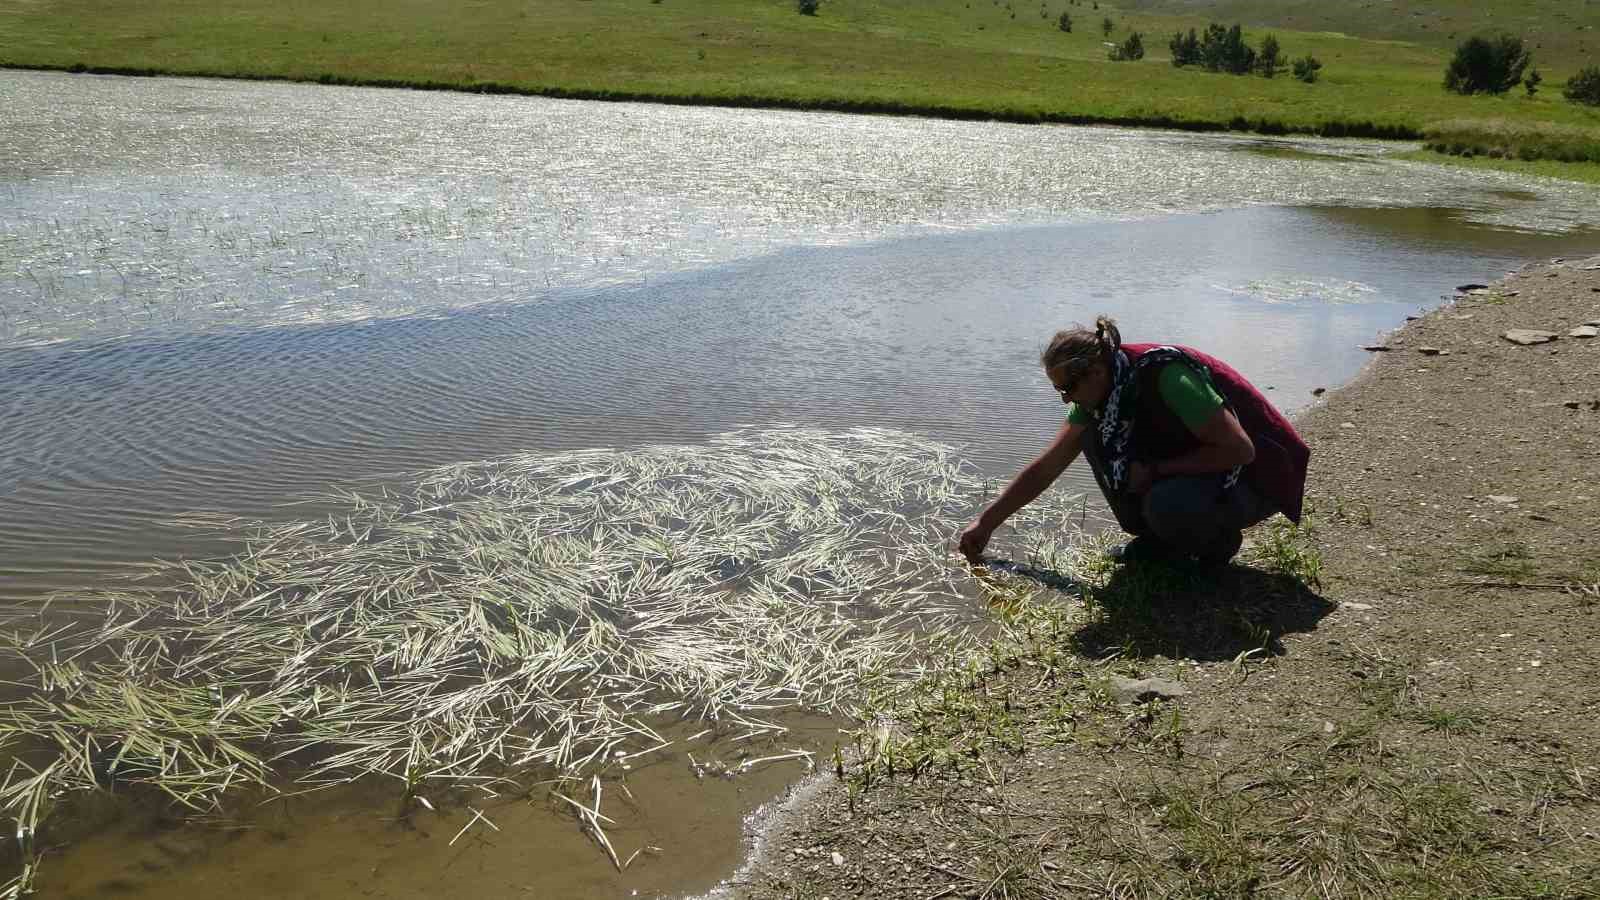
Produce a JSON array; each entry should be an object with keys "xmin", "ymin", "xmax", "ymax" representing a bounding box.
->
[{"xmin": 723, "ymin": 255, "xmax": 1600, "ymax": 898}]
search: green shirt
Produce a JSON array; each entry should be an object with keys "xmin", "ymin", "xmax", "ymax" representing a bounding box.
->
[{"xmin": 1065, "ymin": 362, "xmax": 1224, "ymax": 431}]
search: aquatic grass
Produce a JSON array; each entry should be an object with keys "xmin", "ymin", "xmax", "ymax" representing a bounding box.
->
[{"xmin": 0, "ymin": 426, "xmax": 1064, "ymax": 894}]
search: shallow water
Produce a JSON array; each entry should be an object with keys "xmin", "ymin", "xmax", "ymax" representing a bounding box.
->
[
  {"xmin": 4, "ymin": 204, "xmax": 1597, "ymax": 601},
  {"xmin": 4, "ymin": 69, "xmax": 1600, "ymax": 898}
]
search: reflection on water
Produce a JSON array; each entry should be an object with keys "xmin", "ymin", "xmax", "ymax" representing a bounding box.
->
[{"xmin": 4, "ymin": 71, "xmax": 1600, "ymax": 350}]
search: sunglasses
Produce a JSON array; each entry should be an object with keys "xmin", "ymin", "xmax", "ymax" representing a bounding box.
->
[{"xmin": 1052, "ymin": 362, "xmax": 1091, "ymax": 403}]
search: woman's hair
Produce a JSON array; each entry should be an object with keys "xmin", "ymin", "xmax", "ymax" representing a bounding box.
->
[{"xmin": 1040, "ymin": 316, "xmax": 1121, "ymax": 373}]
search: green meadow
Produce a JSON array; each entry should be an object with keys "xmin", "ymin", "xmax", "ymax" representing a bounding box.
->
[{"xmin": 3, "ymin": 1, "xmax": 1600, "ymax": 171}]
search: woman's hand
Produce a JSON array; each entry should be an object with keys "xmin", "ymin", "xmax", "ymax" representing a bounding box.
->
[{"xmin": 958, "ymin": 521, "xmax": 992, "ymax": 564}]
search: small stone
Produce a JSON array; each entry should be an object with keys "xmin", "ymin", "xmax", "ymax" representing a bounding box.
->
[
  {"xmin": 154, "ymin": 837, "xmax": 207, "ymax": 864},
  {"xmin": 831, "ymin": 851, "xmax": 845, "ymax": 866},
  {"xmin": 1108, "ymin": 676, "xmax": 1189, "ymax": 703},
  {"xmin": 1569, "ymin": 325, "xmax": 1598, "ymax": 339},
  {"xmin": 1342, "ymin": 602, "xmax": 1373, "ymax": 610},
  {"xmin": 1488, "ymin": 495, "xmax": 1519, "ymax": 504},
  {"xmin": 1340, "ymin": 422, "xmax": 1356, "ymax": 429},
  {"xmin": 1502, "ymin": 329, "xmax": 1558, "ymax": 346},
  {"xmin": 1418, "ymin": 346, "xmax": 1444, "ymax": 356},
  {"xmin": 1312, "ymin": 387, "xmax": 1326, "ymax": 396},
  {"xmin": 1456, "ymin": 283, "xmax": 1489, "ymax": 292},
  {"xmin": 1323, "ymin": 721, "xmax": 1335, "ymax": 733},
  {"xmin": 1362, "ymin": 344, "xmax": 1392, "ymax": 352}
]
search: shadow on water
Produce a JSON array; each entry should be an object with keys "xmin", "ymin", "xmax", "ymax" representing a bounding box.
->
[
  {"xmin": 988, "ymin": 555, "xmax": 1334, "ymax": 663},
  {"xmin": 1235, "ymin": 143, "xmax": 1377, "ymax": 165},
  {"xmin": 1307, "ymin": 205, "xmax": 1600, "ymax": 254}
]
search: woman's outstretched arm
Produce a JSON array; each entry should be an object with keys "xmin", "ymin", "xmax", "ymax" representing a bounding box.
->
[{"xmin": 959, "ymin": 419, "xmax": 1088, "ymax": 562}]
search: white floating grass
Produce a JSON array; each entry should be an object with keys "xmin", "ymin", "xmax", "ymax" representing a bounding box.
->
[{"xmin": 0, "ymin": 425, "xmax": 1086, "ymax": 893}]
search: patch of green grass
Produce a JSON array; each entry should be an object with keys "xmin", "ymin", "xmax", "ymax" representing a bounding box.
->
[
  {"xmin": 1249, "ymin": 513, "xmax": 1324, "ymax": 588},
  {"xmin": 1, "ymin": 0, "xmax": 1598, "ymax": 146},
  {"xmin": 1073, "ymin": 732, "xmax": 1562, "ymax": 898},
  {"xmin": 1416, "ymin": 705, "xmax": 1483, "ymax": 735},
  {"xmin": 1461, "ymin": 541, "xmax": 1537, "ymax": 581}
]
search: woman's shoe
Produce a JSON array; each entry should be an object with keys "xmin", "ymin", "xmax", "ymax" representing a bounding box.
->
[
  {"xmin": 1194, "ymin": 530, "xmax": 1244, "ymax": 568},
  {"xmin": 1108, "ymin": 535, "xmax": 1179, "ymax": 564}
]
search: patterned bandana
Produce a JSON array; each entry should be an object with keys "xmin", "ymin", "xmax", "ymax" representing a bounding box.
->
[{"xmin": 1097, "ymin": 346, "xmax": 1242, "ymax": 495}]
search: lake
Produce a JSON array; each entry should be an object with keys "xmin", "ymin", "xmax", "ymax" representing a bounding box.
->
[{"xmin": 2, "ymin": 69, "xmax": 1598, "ymax": 898}]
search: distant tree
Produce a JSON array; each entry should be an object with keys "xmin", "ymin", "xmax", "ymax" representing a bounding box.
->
[
  {"xmin": 1058, "ymin": 11, "xmax": 1072, "ymax": 32},
  {"xmin": 1257, "ymin": 34, "xmax": 1282, "ymax": 77},
  {"xmin": 1108, "ymin": 31, "xmax": 1145, "ymax": 61},
  {"xmin": 1101, "ymin": 16, "xmax": 1114, "ymax": 38},
  {"xmin": 1169, "ymin": 28, "xmax": 1200, "ymax": 67},
  {"xmin": 1524, "ymin": 68, "xmax": 1542, "ymax": 97},
  {"xmin": 1565, "ymin": 65, "xmax": 1600, "ymax": 105},
  {"xmin": 797, "ymin": 0, "xmax": 819, "ymax": 15},
  {"xmin": 1200, "ymin": 23, "xmax": 1254, "ymax": 75},
  {"xmin": 1444, "ymin": 34, "xmax": 1531, "ymax": 95},
  {"xmin": 1292, "ymin": 54, "xmax": 1323, "ymax": 83}
]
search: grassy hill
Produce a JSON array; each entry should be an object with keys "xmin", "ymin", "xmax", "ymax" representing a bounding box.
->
[
  {"xmin": 1122, "ymin": 0, "xmax": 1599, "ymax": 70},
  {"xmin": 3, "ymin": 1, "xmax": 1599, "ymax": 176}
]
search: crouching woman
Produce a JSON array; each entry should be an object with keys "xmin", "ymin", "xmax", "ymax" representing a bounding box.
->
[{"xmin": 959, "ymin": 317, "xmax": 1310, "ymax": 566}]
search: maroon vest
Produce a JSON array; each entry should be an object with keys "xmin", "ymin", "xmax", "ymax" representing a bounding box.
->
[{"xmin": 1121, "ymin": 343, "xmax": 1311, "ymax": 523}]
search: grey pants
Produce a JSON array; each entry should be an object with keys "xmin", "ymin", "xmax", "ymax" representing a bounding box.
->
[{"xmin": 1081, "ymin": 432, "xmax": 1278, "ymax": 555}]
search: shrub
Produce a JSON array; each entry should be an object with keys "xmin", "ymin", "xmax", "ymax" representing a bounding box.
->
[
  {"xmin": 1566, "ymin": 65, "xmax": 1600, "ymax": 106},
  {"xmin": 797, "ymin": 0, "xmax": 819, "ymax": 15},
  {"xmin": 1257, "ymin": 34, "xmax": 1282, "ymax": 77},
  {"xmin": 1444, "ymin": 34, "xmax": 1531, "ymax": 95},
  {"xmin": 1109, "ymin": 31, "xmax": 1145, "ymax": 61},
  {"xmin": 1101, "ymin": 17, "xmax": 1114, "ymax": 38},
  {"xmin": 1524, "ymin": 68, "xmax": 1542, "ymax": 97},
  {"xmin": 1292, "ymin": 54, "xmax": 1323, "ymax": 83},
  {"xmin": 1058, "ymin": 11, "xmax": 1071, "ymax": 32},
  {"xmin": 1169, "ymin": 28, "xmax": 1200, "ymax": 67}
]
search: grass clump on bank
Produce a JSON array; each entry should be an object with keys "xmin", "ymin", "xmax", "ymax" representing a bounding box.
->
[
  {"xmin": 0, "ymin": 427, "xmax": 1009, "ymax": 897},
  {"xmin": 1423, "ymin": 117, "xmax": 1600, "ymax": 163}
]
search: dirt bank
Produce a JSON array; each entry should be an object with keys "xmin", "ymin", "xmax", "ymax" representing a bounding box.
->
[{"xmin": 721, "ymin": 256, "xmax": 1600, "ymax": 899}]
